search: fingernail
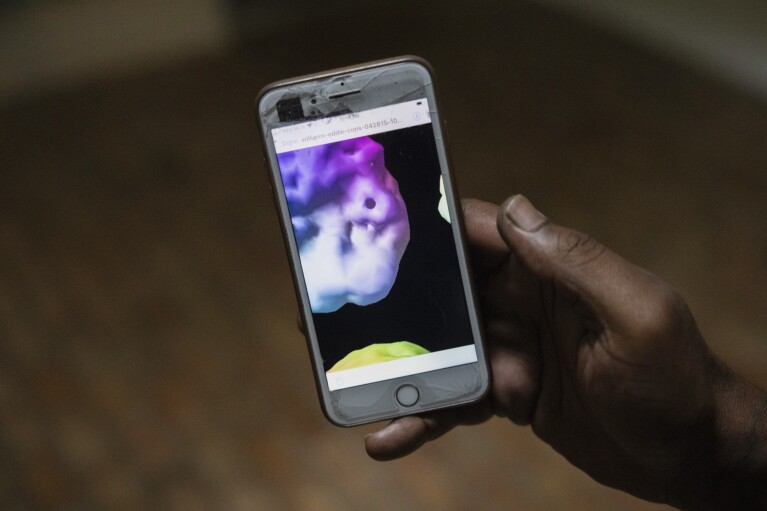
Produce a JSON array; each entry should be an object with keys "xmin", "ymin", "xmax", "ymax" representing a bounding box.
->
[{"xmin": 504, "ymin": 195, "xmax": 547, "ymax": 232}]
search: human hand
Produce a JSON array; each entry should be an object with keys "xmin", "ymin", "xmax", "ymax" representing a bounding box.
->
[{"xmin": 365, "ymin": 196, "xmax": 767, "ymax": 510}]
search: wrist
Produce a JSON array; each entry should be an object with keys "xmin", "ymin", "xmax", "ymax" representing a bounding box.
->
[{"xmin": 669, "ymin": 358, "xmax": 767, "ymax": 510}]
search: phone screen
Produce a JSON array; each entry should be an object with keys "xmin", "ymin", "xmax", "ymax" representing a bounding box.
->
[{"xmin": 271, "ymin": 99, "xmax": 478, "ymax": 391}]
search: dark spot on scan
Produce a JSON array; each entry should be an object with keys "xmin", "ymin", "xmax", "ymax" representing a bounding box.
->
[{"xmin": 364, "ymin": 198, "xmax": 376, "ymax": 209}]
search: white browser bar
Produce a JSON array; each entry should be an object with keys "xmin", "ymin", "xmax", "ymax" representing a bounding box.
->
[{"xmin": 272, "ymin": 98, "xmax": 431, "ymax": 153}]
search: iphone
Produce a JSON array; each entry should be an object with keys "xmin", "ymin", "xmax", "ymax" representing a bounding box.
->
[{"xmin": 256, "ymin": 56, "xmax": 489, "ymax": 426}]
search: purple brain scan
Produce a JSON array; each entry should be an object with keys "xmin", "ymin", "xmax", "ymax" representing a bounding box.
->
[{"xmin": 278, "ymin": 137, "xmax": 410, "ymax": 313}]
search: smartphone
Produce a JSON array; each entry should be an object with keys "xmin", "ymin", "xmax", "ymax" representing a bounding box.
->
[{"xmin": 256, "ymin": 56, "xmax": 489, "ymax": 426}]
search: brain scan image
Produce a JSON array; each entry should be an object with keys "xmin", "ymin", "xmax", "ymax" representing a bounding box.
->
[
  {"xmin": 328, "ymin": 341, "xmax": 429, "ymax": 372},
  {"xmin": 278, "ymin": 137, "xmax": 410, "ymax": 313}
]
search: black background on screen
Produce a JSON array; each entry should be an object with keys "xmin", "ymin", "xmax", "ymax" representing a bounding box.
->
[{"xmin": 311, "ymin": 123, "xmax": 473, "ymax": 371}]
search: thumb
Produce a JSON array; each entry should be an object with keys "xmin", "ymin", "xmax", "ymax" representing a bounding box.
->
[{"xmin": 495, "ymin": 195, "xmax": 668, "ymax": 329}]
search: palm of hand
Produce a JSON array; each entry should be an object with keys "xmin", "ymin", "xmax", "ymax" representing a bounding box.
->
[{"xmin": 481, "ymin": 247, "xmax": 714, "ymax": 504}]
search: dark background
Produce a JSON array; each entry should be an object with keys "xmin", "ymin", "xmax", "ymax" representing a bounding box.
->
[
  {"xmin": 1, "ymin": 1, "xmax": 766, "ymax": 510},
  {"xmin": 313, "ymin": 125, "xmax": 473, "ymax": 369}
]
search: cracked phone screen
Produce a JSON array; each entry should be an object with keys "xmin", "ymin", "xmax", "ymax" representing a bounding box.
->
[{"xmin": 262, "ymin": 66, "xmax": 479, "ymax": 393}]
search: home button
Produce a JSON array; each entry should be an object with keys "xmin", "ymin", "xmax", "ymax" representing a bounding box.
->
[{"xmin": 395, "ymin": 384, "xmax": 419, "ymax": 407}]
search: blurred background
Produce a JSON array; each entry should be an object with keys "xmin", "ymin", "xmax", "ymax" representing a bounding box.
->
[{"xmin": 1, "ymin": 1, "xmax": 766, "ymax": 509}]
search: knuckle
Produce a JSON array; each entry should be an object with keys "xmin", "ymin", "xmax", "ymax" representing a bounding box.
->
[
  {"xmin": 491, "ymin": 359, "xmax": 538, "ymax": 425},
  {"xmin": 494, "ymin": 382, "xmax": 535, "ymax": 425},
  {"xmin": 554, "ymin": 229, "xmax": 607, "ymax": 268},
  {"xmin": 636, "ymin": 284, "xmax": 690, "ymax": 339}
]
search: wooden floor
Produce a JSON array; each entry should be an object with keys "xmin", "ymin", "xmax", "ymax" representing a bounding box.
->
[{"xmin": 1, "ymin": 2, "xmax": 766, "ymax": 509}]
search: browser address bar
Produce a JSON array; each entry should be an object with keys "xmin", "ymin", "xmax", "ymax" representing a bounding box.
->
[{"xmin": 272, "ymin": 98, "xmax": 431, "ymax": 153}]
